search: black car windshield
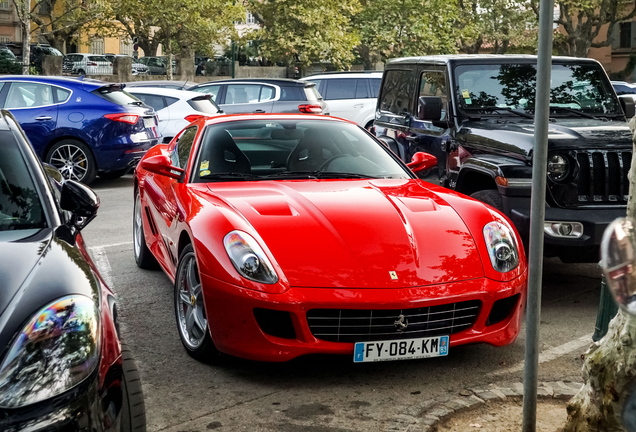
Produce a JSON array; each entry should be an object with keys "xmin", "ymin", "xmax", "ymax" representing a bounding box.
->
[
  {"xmin": 193, "ymin": 120, "xmax": 411, "ymax": 182},
  {"xmin": 454, "ymin": 63, "xmax": 622, "ymax": 116},
  {"xmin": 0, "ymin": 137, "xmax": 46, "ymax": 231}
]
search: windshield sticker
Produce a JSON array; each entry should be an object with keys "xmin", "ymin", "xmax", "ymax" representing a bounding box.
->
[
  {"xmin": 461, "ymin": 89, "xmax": 470, "ymax": 99},
  {"xmin": 200, "ymin": 160, "xmax": 209, "ymax": 170},
  {"xmin": 465, "ymin": 98, "xmax": 472, "ymax": 105},
  {"xmin": 200, "ymin": 170, "xmax": 211, "ymax": 177}
]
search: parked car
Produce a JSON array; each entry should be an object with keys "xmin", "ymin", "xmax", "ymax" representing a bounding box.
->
[
  {"xmin": 301, "ymin": 71, "xmax": 382, "ymax": 129},
  {"xmin": 104, "ymin": 54, "xmax": 149, "ymax": 76},
  {"xmin": 63, "ymin": 53, "xmax": 113, "ymax": 76},
  {"xmin": 137, "ymin": 56, "xmax": 176, "ymax": 75},
  {"xmin": 124, "ymin": 80, "xmax": 196, "ymax": 90},
  {"xmin": 0, "ymin": 43, "xmax": 63, "ymax": 74},
  {"xmin": 374, "ymin": 54, "xmax": 635, "ymax": 263},
  {"xmin": 133, "ymin": 113, "xmax": 528, "ymax": 362},
  {"xmin": 0, "ymin": 76, "xmax": 161, "ymax": 184},
  {"xmin": 0, "ymin": 109, "xmax": 145, "ymax": 431},
  {"xmin": 612, "ymin": 81, "xmax": 636, "ymax": 102},
  {"xmin": 126, "ymin": 87, "xmax": 223, "ymax": 142},
  {"xmin": 190, "ymin": 78, "xmax": 329, "ymax": 115}
]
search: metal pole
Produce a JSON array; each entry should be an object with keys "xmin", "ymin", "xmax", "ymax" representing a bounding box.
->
[
  {"xmin": 231, "ymin": 40, "xmax": 236, "ymax": 78},
  {"xmin": 522, "ymin": 0, "xmax": 554, "ymax": 430}
]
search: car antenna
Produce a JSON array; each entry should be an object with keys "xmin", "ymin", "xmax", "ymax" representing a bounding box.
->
[{"xmin": 182, "ymin": 80, "xmax": 188, "ymax": 90}]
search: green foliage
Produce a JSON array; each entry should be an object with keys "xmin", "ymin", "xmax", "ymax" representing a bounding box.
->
[
  {"xmin": 249, "ymin": 0, "xmax": 361, "ymax": 69},
  {"xmin": 355, "ymin": 0, "xmax": 458, "ymax": 64},
  {"xmin": 0, "ymin": 57, "xmax": 21, "ymax": 74}
]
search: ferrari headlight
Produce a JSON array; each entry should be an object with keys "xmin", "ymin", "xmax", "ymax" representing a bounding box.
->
[
  {"xmin": 0, "ymin": 295, "xmax": 101, "ymax": 408},
  {"xmin": 224, "ymin": 230, "xmax": 279, "ymax": 284},
  {"xmin": 483, "ymin": 221, "xmax": 519, "ymax": 273}
]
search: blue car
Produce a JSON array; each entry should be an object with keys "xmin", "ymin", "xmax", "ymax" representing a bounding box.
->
[{"xmin": 0, "ymin": 76, "xmax": 160, "ymax": 184}]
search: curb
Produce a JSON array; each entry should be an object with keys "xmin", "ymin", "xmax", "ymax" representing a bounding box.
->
[{"xmin": 384, "ymin": 381, "xmax": 583, "ymax": 432}]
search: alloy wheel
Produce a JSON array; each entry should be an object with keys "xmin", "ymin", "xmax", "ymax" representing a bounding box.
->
[
  {"xmin": 133, "ymin": 194, "xmax": 143, "ymax": 260},
  {"xmin": 48, "ymin": 143, "xmax": 89, "ymax": 182},
  {"xmin": 176, "ymin": 252, "xmax": 207, "ymax": 349}
]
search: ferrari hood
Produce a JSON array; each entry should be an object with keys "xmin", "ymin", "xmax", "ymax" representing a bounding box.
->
[{"xmin": 207, "ymin": 179, "xmax": 485, "ymax": 288}]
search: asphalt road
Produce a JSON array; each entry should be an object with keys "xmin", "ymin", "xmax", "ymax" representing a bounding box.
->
[{"xmin": 82, "ymin": 175, "xmax": 602, "ymax": 432}]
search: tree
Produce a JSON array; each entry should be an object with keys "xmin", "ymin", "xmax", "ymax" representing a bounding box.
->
[
  {"xmin": 531, "ymin": 0, "xmax": 636, "ymax": 57},
  {"xmin": 354, "ymin": 0, "xmax": 458, "ymax": 67},
  {"xmin": 457, "ymin": 0, "xmax": 537, "ymax": 54},
  {"xmin": 11, "ymin": 0, "xmax": 30, "ymax": 74},
  {"xmin": 563, "ymin": 118, "xmax": 636, "ymax": 430},
  {"xmin": 248, "ymin": 0, "xmax": 361, "ymax": 70}
]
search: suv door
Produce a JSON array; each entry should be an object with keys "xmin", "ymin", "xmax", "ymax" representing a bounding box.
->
[
  {"xmin": 1, "ymin": 81, "xmax": 59, "ymax": 157},
  {"xmin": 374, "ymin": 68, "xmax": 417, "ymax": 161},
  {"xmin": 221, "ymin": 83, "xmax": 276, "ymax": 114},
  {"xmin": 322, "ymin": 78, "xmax": 371, "ymax": 125}
]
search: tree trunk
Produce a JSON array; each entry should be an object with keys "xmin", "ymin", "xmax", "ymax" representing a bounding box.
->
[
  {"xmin": 179, "ymin": 44, "xmax": 194, "ymax": 81},
  {"xmin": 20, "ymin": 0, "xmax": 29, "ymax": 75},
  {"xmin": 563, "ymin": 117, "xmax": 636, "ymax": 431}
]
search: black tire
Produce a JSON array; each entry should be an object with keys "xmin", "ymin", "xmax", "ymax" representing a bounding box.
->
[
  {"xmin": 470, "ymin": 189, "xmax": 504, "ymax": 212},
  {"xmin": 78, "ymin": 69, "xmax": 86, "ymax": 76},
  {"xmin": 120, "ymin": 344, "xmax": 146, "ymax": 432},
  {"xmin": 45, "ymin": 139, "xmax": 97, "ymax": 185},
  {"xmin": 99, "ymin": 168, "xmax": 130, "ymax": 179},
  {"xmin": 133, "ymin": 188, "xmax": 159, "ymax": 269},
  {"xmin": 174, "ymin": 244, "xmax": 219, "ymax": 362}
]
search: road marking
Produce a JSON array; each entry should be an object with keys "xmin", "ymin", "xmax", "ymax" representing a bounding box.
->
[
  {"xmin": 91, "ymin": 246, "xmax": 114, "ymax": 288},
  {"xmin": 90, "ymin": 241, "xmax": 133, "ymax": 249},
  {"xmin": 488, "ymin": 333, "xmax": 594, "ymax": 377}
]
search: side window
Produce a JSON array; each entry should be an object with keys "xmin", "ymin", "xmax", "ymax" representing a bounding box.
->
[
  {"xmin": 324, "ymin": 79, "xmax": 356, "ymax": 100},
  {"xmin": 280, "ymin": 86, "xmax": 305, "ymax": 101},
  {"xmin": 5, "ymin": 83, "xmax": 54, "ymax": 109},
  {"xmin": 355, "ymin": 79, "xmax": 369, "ymax": 98},
  {"xmin": 419, "ymin": 71, "xmax": 448, "ymax": 121},
  {"xmin": 378, "ymin": 70, "xmax": 414, "ymax": 116},
  {"xmin": 172, "ymin": 126, "xmax": 198, "ymax": 169},
  {"xmin": 226, "ymin": 84, "xmax": 260, "ymax": 104},
  {"xmin": 54, "ymin": 86, "xmax": 71, "ymax": 103},
  {"xmin": 369, "ymin": 78, "xmax": 381, "ymax": 98},
  {"xmin": 164, "ymin": 96, "xmax": 179, "ymax": 107},
  {"xmin": 259, "ymin": 85, "xmax": 275, "ymax": 101},
  {"xmin": 134, "ymin": 93, "xmax": 166, "ymax": 111},
  {"xmin": 193, "ymin": 85, "xmax": 220, "ymax": 102}
]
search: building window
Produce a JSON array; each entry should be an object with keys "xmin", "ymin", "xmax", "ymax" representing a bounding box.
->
[
  {"xmin": 38, "ymin": 0, "xmax": 51, "ymax": 15},
  {"xmin": 90, "ymin": 38, "xmax": 104, "ymax": 54},
  {"xmin": 0, "ymin": 1, "xmax": 10, "ymax": 9},
  {"xmin": 120, "ymin": 38, "xmax": 133, "ymax": 56},
  {"xmin": 0, "ymin": 37, "xmax": 10, "ymax": 43},
  {"xmin": 620, "ymin": 22, "xmax": 632, "ymax": 49},
  {"xmin": 246, "ymin": 12, "xmax": 255, "ymax": 24}
]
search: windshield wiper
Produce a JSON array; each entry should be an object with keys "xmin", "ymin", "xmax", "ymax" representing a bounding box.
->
[
  {"xmin": 199, "ymin": 172, "xmax": 261, "ymax": 181},
  {"xmin": 264, "ymin": 171, "xmax": 376, "ymax": 180},
  {"xmin": 480, "ymin": 106, "xmax": 534, "ymax": 119},
  {"xmin": 548, "ymin": 106, "xmax": 599, "ymax": 120}
]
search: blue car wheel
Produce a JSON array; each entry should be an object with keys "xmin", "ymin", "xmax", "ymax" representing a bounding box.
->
[{"xmin": 45, "ymin": 139, "xmax": 97, "ymax": 184}]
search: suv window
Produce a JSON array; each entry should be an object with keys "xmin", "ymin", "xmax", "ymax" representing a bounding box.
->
[
  {"xmin": 192, "ymin": 84, "xmax": 220, "ymax": 102},
  {"xmin": 355, "ymin": 79, "xmax": 369, "ymax": 98},
  {"xmin": 6, "ymin": 83, "xmax": 53, "ymax": 108},
  {"xmin": 419, "ymin": 71, "xmax": 448, "ymax": 121},
  {"xmin": 54, "ymin": 87, "xmax": 71, "ymax": 103},
  {"xmin": 226, "ymin": 84, "xmax": 261, "ymax": 104},
  {"xmin": 280, "ymin": 86, "xmax": 305, "ymax": 101},
  {"xmin": 134, "ymin": 93, "xmax": 165, "ymax": 111},
  {"xmin": 325, "ymin": 79, "xmax": 356, "ymax": 100},
  {"xmin": 368, "ymin": 78, "xmax": 381, "ymax": 98},
  {"xmin": 379, "ymin": 70, "xmax": 414, "ymax": 116}
]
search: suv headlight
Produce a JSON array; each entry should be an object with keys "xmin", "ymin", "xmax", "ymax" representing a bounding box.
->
[
  {"xmin": 547, "ymin": 154, "xmax": 570, "ymax": 181},
  {"xmin": 0, "ymin": 295, "xmax": 101, "ymax": 408},
  {"xmin": 224, "ymin": 230, "xmax": 279, "ymax": 284},
  {"xmin": 483, "ymin": 221, "xmax": 519, "ymax": 273}
]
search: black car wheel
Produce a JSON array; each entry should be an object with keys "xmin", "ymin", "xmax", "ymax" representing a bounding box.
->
[
  {"xmin": 174, "ymin": 244, "xmax": 219, "ymax": 362},
  {"xmin": 133, "ymin": 189, "xmax": 158, "ymax": 269},
  {"xmin": 120, "ymin": 344, "xmax": 146, "ymax": 432},
  {"xmin": 471, "ymin": 189, "xmax": 504, "ymax": 213},
  {"xmin": 45, "ymin": 139, "xmax": 97, "ymax": 184}
]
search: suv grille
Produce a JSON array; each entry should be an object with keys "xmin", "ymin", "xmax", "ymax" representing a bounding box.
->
[
  {"xmin": 306, "ymin": 300, "xmax": 481, "ymax": 343},
  {"xmin": 571, "ymin": 150, "xmax": 631, "ymax": 204}
]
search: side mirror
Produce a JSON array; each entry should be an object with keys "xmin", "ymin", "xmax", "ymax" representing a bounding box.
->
[
  {"xmin": 620, "ymin": 96, "xmax": 635, "ymax": 120},
  {"xmin": 407, "ymin": 152, "xmax": 437, "ymax": 173},
  {"xmin": 139, "ymin": 153, "xmax": 184, "ymax": 180},
  {"xmin": 417, "ymin": 96, "xmax": 442, "ymax": 121},
  {"xmin": 60, "ymin": 180, "xmax": 100, "ymax": 229},
  {"xmin": 600, "ymin": 217, "xmax": 636, "ymax": 313}
]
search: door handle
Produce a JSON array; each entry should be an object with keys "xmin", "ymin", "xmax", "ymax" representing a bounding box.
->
[
  {"xmin": 36, "ymin": 116, "xmax": 52, "ymax": 121},
  {"xmin": 252, "ymin": 109, "xmax": 266, "ymax": 113},
  {"xmin": 353, "ymin": 104, "xmax": 364, "ymax": 108},
  {"xmin": 405, "ymin": 134, "xmax": 419, "ymax": 143}
]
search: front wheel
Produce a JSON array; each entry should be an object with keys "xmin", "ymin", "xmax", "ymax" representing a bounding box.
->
[
  {"xmin": 133, "ymin": 189, "xmax": 158, "ymax": 269},
  {"xmin": 119, "ymin": 344, "xmax": 146, "ymax": 432},
  {"xmin": 45, "ymin": 140, "xmax": 97, "ymax": 184},
  {"xmin": 174, "ymin": 244, "xmax": 219, "ymax": 362},
  {"xmin": 470, "ymin": 189, "xmax": 504, "ymax": 213}
]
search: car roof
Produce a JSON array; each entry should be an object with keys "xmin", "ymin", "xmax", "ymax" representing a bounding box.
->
[
  {"xmin": 302, "ymin": 72, "xmax": 383, "ymax": 79},
  {"xmin": 195, "ymin": 78, "xmax": 309, "ymax": 87},
  {"xmin": 124, "ymin": 80, "xmax": 194, "ymax": 89},
  {"xmin": 386, "ymin": 54, "xmax": 603, "ymax": 66},
  {"xmin": 0, "ymin": 75, "xmax": 108, "ymax": 90},
  {"xmin": 126, "ymin": 87, "xmax": 206, "ymax": 99}
]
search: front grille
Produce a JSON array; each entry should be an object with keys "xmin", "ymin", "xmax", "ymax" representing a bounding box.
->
[
  {"xmin": 574, "ymin": 150, "xmax": 631, "ymax": 204},
  {"xmin": 306, "ymin": 300, "xmax": 481, "ymax": 343},
  {"xmin": 486, "ymin": 294, "xmax": 520, "ymax": 326},
  {"xmin": 254, "ymin": 308, "xmax": 296, "ymax": 339}
]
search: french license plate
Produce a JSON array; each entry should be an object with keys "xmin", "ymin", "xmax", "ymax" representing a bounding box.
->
[
  {"xmin": 143, "ymin": 117, "xmax": 155, "ymax": 128},
  {"xmin": 353, "ymin": 335, "xmax": 449, "ymax": 363}
]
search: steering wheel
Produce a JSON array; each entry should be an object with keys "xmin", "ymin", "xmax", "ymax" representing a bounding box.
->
[{"xmin": 319, "ymin": 154, "xmax": 352, "ymax": 171}]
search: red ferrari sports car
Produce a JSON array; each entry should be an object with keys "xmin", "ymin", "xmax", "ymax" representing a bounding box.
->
[{"xmin": 133, "ymin": 114, "xmax": 527, "ymax": 363}]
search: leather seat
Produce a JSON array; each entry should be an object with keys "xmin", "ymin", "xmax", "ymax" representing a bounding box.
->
[
  {"xmin": 202, "ymin": 129, "xmax": 251, "ymax": 174},
  {"xmin": 286, "ymin": 134, "xmax": 340, "ymax": 172}
]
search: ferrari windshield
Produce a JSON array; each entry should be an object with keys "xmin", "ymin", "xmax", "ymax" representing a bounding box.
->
[
  {"xmin": 0, "ymin": 135, "xmax": 46, "ymax": 231},
  {"xmin": 193, "ymin": 119, "xmax": 412, "ymax": 182},
  {"xmin": 454, "ymin": 63, "xmax": 622, "ymax": 116}
]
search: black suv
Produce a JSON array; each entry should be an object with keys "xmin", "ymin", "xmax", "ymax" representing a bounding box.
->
[{"xmin": 374, "ymin": 55, "xmax": 634, "ymax": 263}]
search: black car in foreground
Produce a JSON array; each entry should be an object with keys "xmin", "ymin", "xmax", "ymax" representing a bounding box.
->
[
  {"xmin": 0, "ymin": 110, "xmax": 145, "ymax": 431},
  {"xmin": 374, "ymin": 54, "xmax": 634, "ymax": 263}
]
